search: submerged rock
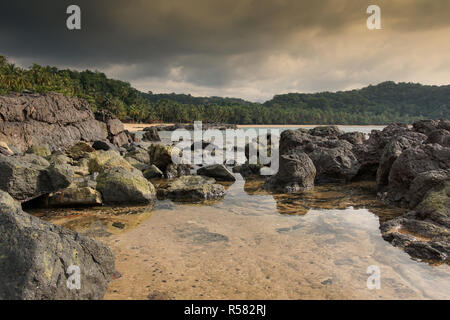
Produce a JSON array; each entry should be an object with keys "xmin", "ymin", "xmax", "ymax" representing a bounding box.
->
[
  {"xmin": 157, "ymin": 175, "xmax": 225, "ymax": 202},
  {"xmin": 197, "ymin": 164, "xmax": 236, "ymax": 182},
  {"xmin": 96, "ymin": 167, "xmax": 156, "ymax": 205},
  {"xmin": 233, "ymin": 163, "xmax": 263, "ymax": 178},
  {"xmin": 0, "ymin": 190, "xmax": 115, "ymax": 299}
]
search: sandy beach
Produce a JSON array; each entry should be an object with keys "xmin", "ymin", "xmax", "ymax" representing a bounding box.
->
[{"xmin": 124, "ymin": 123, "xmax": 386, "ymax": 132}]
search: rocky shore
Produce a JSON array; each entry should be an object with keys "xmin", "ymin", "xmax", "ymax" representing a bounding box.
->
[
  {"xmin": 0, "ymin": 92, "xmax": 448, "ymax": 299},
  {"xmin": 265, "ymin": 120, "xmax": 449, "ymax": 262}
]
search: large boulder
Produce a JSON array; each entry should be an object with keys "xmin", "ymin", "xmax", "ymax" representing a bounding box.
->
[
  {"xmin": 386, "ymin": 144, "xmax": 450, "ymax": 206},
  {"xmin": 376, "ymin": 132, "xmax": 427, "ymax": 190},
  {"xmin": 197, "ymin": 164, "xmax": 236, "ymax": 182},
  {"xmin": 307, "ymin": 139, "xmax": 359, "ymax": 182},
  {"xmin": 0, "ymin": 190, "xmax": 115, "ymax": 299},
  {"xmin": 157, "ymin": 175, "xmax": 225, "ymax": 202},
  {"xmin": 264, "ymin": 148, "xmax": 316, "ymax": 193},
  {"xmin": 277, "ymin": 129, "xmax": 360, "ymax": 182},
  {"xmin": 354, "ymin": 124, "xmax": 409, "ymax": 177},
  {"xmin": 0, "ymin": 93, "xmax": 110, "ymax": 152},
  {"xmin": 88, "ymin": 150, "xmax": 133, "ymax": 173},
  {"xmin": 96, "ymin": 167, "xmax": 156, "ymax": 205},
  {"xmin": 0, "ymin": 155, "xmax": 74, "ymax": 202}
]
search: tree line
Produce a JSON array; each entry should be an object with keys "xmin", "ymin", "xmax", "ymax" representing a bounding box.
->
[{"xmin": 1, "ymin": 55, "xmax": 448, "ymax": 124}]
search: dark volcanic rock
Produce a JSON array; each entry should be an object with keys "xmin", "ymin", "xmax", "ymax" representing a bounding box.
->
[
  {"xmin": 425, "ymin": 129, "xmax": 450, "ymax": 147},
  {"xmin": 233, "ymin": 163, "xmax": 263, "ymax": 178},
  {"xmin": 197, "ymin": 164, "xmax": 236, "ymax": 182},
  {"xmin": 386, "ymin": 144, "xmax": 450, "ymax": 206},
  {"xmin": 0, "ymin": 92, "xmax": 109, "ymax": 152},
  {"xmin": 412, "ymin": 119, "xmax": 450, "ymax": 136},
  {"xmin": 354, "ymin": 123, "xmax": 410, "ymax": 179},
  {"xmin": 309, "ymin": 126, "xmax": 344, "ymax": 137},
  {"xmin": 339, "ymin": 132, "xmax": 366, "ymax": 145},
  {"xmin": 142, "ymin": 127, "xmax": 161, "ymax": 142},
  {"xmin": 92, "ymin": 140, "xmax": 117, "ymax": 151},
  {"xmin": 376, "ymin": 132, "xmax": 427, "ymax": 190},
  {"xmin": 380, "ymin": 182, "xmax": 450, "ymax": 262},
  {"xmin": 277, "ymin": 128, "xmax": 360, "ymax": 182},
  {"xmin": 264, "ymin": 148, "xmax": 316, "ymax": 193},
  {"xmin": 409, "ymin": 169, "xmax": 450, "ymax": 209},
  {"xmin": 0, "ymin": 190, "xmax": 115, "ymax": 299},
  {"xmin": 0, "ymin": 154, "xmax": 74, "ymax": 202}
]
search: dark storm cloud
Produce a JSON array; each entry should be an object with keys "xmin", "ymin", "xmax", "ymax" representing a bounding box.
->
[{"xmin": 1, "ymin": 0, "xmax": 450, "ymax": 100}]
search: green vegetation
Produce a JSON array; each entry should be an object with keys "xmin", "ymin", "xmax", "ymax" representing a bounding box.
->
[{"xmin": 1, "ymin": 55, "xmax": 449, "ymax": 124}]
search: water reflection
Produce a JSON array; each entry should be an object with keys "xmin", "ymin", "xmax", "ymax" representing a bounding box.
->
[{"xmin": 32, "ymin": 173, "xmax": 450, "ymax": 300}]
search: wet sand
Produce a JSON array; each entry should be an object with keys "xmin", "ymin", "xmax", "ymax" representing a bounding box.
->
[{"xmin": 34, "ymin": 178, "xmax": 450, "ymax": 300}]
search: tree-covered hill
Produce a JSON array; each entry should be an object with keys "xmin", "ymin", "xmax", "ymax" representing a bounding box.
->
[{"xmin": 0, "ymin": 54, "xmax": 448, "ymax": 124}]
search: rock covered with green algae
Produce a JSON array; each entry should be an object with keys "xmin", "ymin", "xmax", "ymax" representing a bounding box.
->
[
  {"xmin": 0, "ymin": 190, "xmax": 115, "ymax": 299},
  {"xmin": 96, "ymin": 167, "xmax": 156, "ymax": 205},
  {"xmin": 88, "ymin": 149, "xmax": 133, "ymax": 173},
  {"xmin": 381, "ymin": 182, "xmax": 450, "ymax": 262},
  {"xmin": 157, "ymin": 175, "xmax": 225, "ymax": 202}
]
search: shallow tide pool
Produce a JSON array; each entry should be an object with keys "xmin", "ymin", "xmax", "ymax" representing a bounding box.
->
[{"xmin": 34, "ymin": 175, "xmax": 450, "ymax": 300}]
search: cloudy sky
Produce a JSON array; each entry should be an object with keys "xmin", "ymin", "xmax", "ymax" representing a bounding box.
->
[{"xmin": 1, "ymin": 0, "xmax": 450, "ymax": 101}]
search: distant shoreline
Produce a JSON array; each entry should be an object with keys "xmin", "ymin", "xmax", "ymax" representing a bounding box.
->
[{"xmin": 124, "ymin": 123, "xmax": 386, "ymax": 132}]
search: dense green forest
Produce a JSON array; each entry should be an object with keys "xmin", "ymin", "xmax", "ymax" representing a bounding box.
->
[{"xmin": 1, "ymin": 55, "xmax": 449, "ymax": 124}]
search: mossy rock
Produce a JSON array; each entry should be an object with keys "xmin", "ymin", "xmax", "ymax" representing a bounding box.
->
[
  {"xmin": 48, "ymin": 185, "xmax": 102, "ymax": 207},
  {"xmin": 88, "ymin": 150, "xmax": 133, "ymax": 173},
  {"xmin": 157, "ymin": 175, "xmax": 225, "ymax": 202},
  {"xmin": 143, "ymin": 165, "xmax": 163, "ymax": 179},
  {"xmin": 416, "ymin": 182, "xmax": 450, "ymax": 228},
  {"xmin": 26, "ymin": 145, "xmax": 51, "ymax": 157},
  {"xmin": 68, "ymin": 142, "xmax": 95, "ymax": 160},
  {"xmin": 96, "ymin": 167, "xmax": 156, "ymax": 204}
]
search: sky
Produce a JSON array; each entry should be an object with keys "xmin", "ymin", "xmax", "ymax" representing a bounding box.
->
[{"xmin": 1, "ymin": 0, "xmax": 450, "ymax": 102}]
